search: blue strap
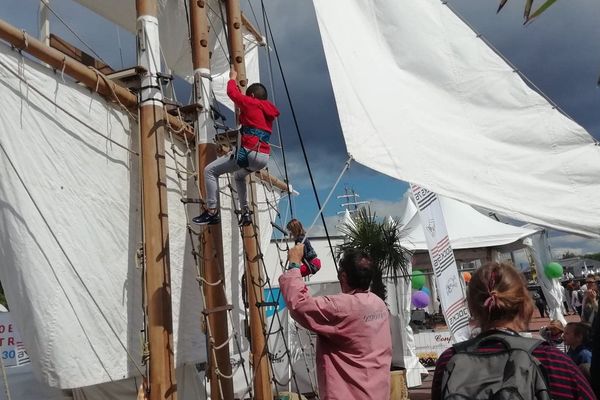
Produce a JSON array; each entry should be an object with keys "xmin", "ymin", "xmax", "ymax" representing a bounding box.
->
[{"xmin": 241, "ymin": 126, "xmax": 271, "ymax": 144}]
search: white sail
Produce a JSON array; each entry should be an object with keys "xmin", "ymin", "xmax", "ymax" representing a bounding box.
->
[
  {"xmin": 71, "ymin": 0, "xmax": 261, "ymax": 101},
  {"xmin": 312, "ymin": 0, "xmax": 600, "ymax": 237},
  {"xmin": 0, "ymin": 41, "xmax": 205, "ymax": 388}
]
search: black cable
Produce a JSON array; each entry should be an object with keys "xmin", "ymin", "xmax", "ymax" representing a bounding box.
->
[
  {"xmin": 261, "ymin": 1, "xmax": 339, "ymax": 271},
  {"xmin": 260, "ymin": 0, "xmax": 294, "ymax": 217},
  {"xmin": 218, "ymin": 3, "xmax": 232, "ymax": 64}
]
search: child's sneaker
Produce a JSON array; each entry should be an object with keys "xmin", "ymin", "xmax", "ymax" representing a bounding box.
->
[
  {"xmin": 238, "ymin": 210, "xmax": 253, "ymax": 227},
  {"xmin": 192, "ymin": 210, "xmax": 220, "ymax": 225}
]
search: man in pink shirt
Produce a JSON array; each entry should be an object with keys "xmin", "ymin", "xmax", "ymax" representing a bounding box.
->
[{"xmin": 279, "ymin": 245, "xmax": 392, "ymax": 400}]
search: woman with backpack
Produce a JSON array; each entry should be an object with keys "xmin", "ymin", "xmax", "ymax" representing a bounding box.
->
[{"xmin": 431, "ymin": 262, "xmax": 596, "ymax": 400}]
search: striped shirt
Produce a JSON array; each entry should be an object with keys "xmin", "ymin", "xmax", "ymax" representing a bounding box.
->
[{"xmin": 432, "ymin": 340, "xmax": 597, "ymax": 400}]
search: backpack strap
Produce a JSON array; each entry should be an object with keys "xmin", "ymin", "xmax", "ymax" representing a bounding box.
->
[{"xmin": 454, "ymin": 332, "xmax": 544, "ymax": 354}]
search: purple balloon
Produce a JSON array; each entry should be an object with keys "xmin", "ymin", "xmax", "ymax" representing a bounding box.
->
[{"xmin": 412, "ymin": 291, "xmax": 430, "ymax": 308}]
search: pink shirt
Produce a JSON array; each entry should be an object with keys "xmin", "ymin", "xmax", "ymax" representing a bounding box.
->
[{"xmin": 279, "ymin": 269, "xmax": 392, "ymax": 400}]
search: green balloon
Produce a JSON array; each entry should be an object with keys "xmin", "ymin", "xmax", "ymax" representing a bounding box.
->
[
  {"xmin": 412, "ymin": 270, "xmax": 426, "ymax": 290},
  {"xmin": 544, "ymin": 262, "xmax": 563, "ymax": 279}
]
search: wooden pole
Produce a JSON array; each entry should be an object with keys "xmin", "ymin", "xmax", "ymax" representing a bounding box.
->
[
  {"xmin": 0, "ymin": 18, "xmax": 193, "ymax": 141},
  {"xmin": 189, "ymin": 1, "xmax": 234, "ymax": 399},
  {"xmin": 225, "ymin": 1, "xmax": 272, "ymax": 398},
  {"xmin": 135, "ymin": 1, "xmax": 177, "ymax": 399}
]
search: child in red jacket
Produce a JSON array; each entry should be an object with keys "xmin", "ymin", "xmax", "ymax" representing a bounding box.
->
[{"xmin": 193, "ymin": 67, "xmax": 280, "ymax": 226}]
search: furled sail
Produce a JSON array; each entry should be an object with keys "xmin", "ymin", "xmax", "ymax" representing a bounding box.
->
[
  {"xmin": 70, "ymin": 0, "xmax": 261, "ymax": 109},
  {"xmin": 312, "ymin": 0, "xmax": 600, "ymax": 237}
]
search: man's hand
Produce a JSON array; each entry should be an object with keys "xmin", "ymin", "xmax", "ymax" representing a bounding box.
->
[
  {"xmin": 229, "ymin": 66, "xmax": 237, "ymax": 80},
  {"xmin": 288, "ymin": 244, "xmax": 304, "ymax": 265},
  {"xmin": 137, "ymin": 381, "xmax": 148, "ymax": 400}
]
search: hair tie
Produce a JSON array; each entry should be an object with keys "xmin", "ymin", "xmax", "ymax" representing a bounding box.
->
[
  {"xmin": 484, "ymin": 271, "xmax": 498, "ymax": 312},
  {"xmin": 484, "ymin": 291, "xmax": 497, "ymax": 312}
]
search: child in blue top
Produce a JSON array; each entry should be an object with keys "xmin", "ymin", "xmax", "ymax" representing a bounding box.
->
[
  {"xmin": 286, "ymin": 219, "xmax": 321, "ymax": 277},
  {"xmin": 564, "ymin": 322, "xmax": 592, "ymax": 380}
]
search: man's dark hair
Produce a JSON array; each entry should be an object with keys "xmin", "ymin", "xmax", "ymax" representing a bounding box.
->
[
  {"xmin": 246, "ymin": 83, "xmax": 268, "ymax": 100},
  {"xmin": 339, "ymin": 249, "xmax": 374, "ymax": 291}
]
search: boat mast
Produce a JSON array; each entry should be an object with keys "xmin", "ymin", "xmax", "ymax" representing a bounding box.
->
[
  {"xmin": 188, "ymin": 1, "xmax": 234, "ymax": 399},
  {"xmin": 135, "ymin": 1, "xmax": 177, "ymax": 399},
  {"xmin": 224, "ymin": 1, "xmax": 272, "ymax": 398}
]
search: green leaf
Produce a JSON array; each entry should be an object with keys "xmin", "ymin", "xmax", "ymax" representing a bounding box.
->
[
  {"xmin": 526, "ymin": 0, "xmax": 558, "ymax": 22},
  {"xmin": 523, "ymin": 0, "xmax": 534, "ymax": 21},
  {"xmin": 497, "ymin": 0, "xmax": 509, "ymax": 13},
  {"xmin": 338, "ymin": 207, "xmax": 412, "ymax": 301}
]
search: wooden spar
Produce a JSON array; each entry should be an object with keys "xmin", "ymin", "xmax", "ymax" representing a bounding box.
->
[
  {"xmin": 188, "ymin": 1, "xmax": 234, "ymax": 399},
  {"xmin": 241, "ymin": 13, "xmax": 266, "ymax": 46},
  {"xmin": 135, "ymin": 1, "xmax": 177, "ymax": 399},
  {"xmin": 255, "ymin": 170, "xmax": 292, "ymax": 194},
  {"xmin": 0, "ymin": 18, "xmax": 193, "ymax": 141},
  {"xmin": 49, "ymin": 34, "xmax": 114, "ymax": 75},
  {"xmin": 225, "ymin": 0, "xmax": 273, "ymax": 398}
]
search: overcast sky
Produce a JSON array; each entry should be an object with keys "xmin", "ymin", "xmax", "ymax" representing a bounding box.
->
[{"xmin": 2, "ymin": 0, "xmax": 599, "ymax": 258}]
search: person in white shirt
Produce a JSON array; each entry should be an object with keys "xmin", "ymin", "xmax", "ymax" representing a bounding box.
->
[{"xmin": 572, "ymin": 281, "xmax": 583, "ymax": 316}]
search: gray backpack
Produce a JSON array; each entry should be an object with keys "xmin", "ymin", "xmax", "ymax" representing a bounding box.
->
[{"xmin": 441, "ymin": 333, "xmax": 551, "ymax": 400}]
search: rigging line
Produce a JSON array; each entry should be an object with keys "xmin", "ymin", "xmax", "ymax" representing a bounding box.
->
[
  {"xmin": 0, "ymin": 141, "xmax": 143, "ymax": 378},
  {"xmin": 261, "ymin": 6, "xmax": 339, "ymax": 270},
  {"xmin": 243, "ymin": 182, "xmax": 309, "ymax": 396},
  {"xmin": 164, "ymin": 117, "xmax": 252, "ymax": 395},
  {"xmin": 183, "ymin": 0, "xmax": 192, "ymax": 41},
  {"xmin": 217, "ymin": 2, "xmax": 232, "ymax": 64},
  {"xmin": 115, "ymin": 26, "xmax": 124, "ymax": 70},
  {"xmin": 43, "ymin": 2, "xmax": 109, "ymax": 66},
  {"xmin": 260, "ymin": 0, "xmax": 293, "ymax": 217},
  {"xmin": 0, "ymin": 58, "xmax": 138, "ymax": 156},
  {"xmin": 301, "ymin": 157, "xmax": 352, "ymax": 256},
  {"xmin": 154, "ymin": 65, "xmax": 247, "ymax": 398},
  {"xmin": 205, "ymin": 13, "xmax": 231, "ymax": 67},
  {"xmin": 246, "ymin": 0, "xmax": 261, "ymax": 29}
]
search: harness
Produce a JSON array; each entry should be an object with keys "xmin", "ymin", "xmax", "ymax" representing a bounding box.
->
[{"xmin": 236, "ymin": 126, "xmax": 271, "ymax": 168}]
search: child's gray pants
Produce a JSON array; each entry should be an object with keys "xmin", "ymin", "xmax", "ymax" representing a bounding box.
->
[{"xmin": 204, "ymin": 149, "xmax": 269, "ymax": 210}]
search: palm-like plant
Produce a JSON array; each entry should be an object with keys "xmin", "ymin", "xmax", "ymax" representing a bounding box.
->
[
  {"xmin": 338, "ymin": 207, "xmax": 411, "ymax": 301},
  {"xmin": 497, "ymin": 0, "xmax": 558, "ymax": 23}
]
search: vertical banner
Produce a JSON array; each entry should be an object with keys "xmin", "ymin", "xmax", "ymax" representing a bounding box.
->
[
  {"xmin": 0, "ymin": 312, "xmax": 30, "ymax": 367},
  {"xmin": 410, "ymin": 184, "xmax": 470, "ymax": 342}
]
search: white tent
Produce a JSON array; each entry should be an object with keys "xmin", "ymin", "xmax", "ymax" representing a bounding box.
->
[{"xmin": 397, "ymin": 193, "xmax": 540, "ymax": 251}]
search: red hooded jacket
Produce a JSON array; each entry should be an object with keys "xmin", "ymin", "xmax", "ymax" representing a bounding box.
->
[{"xmin": 227, "ymin": 79, "xmax": 280, "ymax": 154}]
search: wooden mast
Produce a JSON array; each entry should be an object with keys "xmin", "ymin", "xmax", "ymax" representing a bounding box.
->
[
  {"xmin": 224, "ymin": 1, "xmax": 273, "ymax": 398},
  {"xmin": 188, "ymin": 1, "xmax": 234, "ymax": 399},
  {"xmin": 135, "ymin": 1, "xmax": 177, "ymax": 399}
]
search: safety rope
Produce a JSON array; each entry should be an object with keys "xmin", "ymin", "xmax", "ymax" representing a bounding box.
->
[
  {"xmin": 256, "ymin": 0, "xmax": 294, "ymax": 217},
  {"xmin": 155, "ymin": 56, "xmax": 255, "ymax": 398},
  {"xmin": 223, "ymin": 169, "xmax": 318, "ymax": 398},
  {"xmin": 260, "ymin": 1, "xmax": 339, "ymax": 271}
]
